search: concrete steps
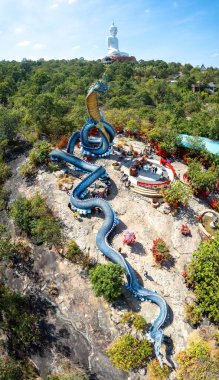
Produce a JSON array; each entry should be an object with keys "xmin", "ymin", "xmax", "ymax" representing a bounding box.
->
[
  {"xmin": 131, "ymin": 178, "xmax": 176, "ymax": 198},
  {"xmin": 131, "ymin": 184, "xmax": 162, "ymax": 198}
]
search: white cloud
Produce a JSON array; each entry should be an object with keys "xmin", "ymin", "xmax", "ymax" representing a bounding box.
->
[
  {"xmin": 17, "ymin": 40, "xmax": 31, "ymax": 47},
  {"xmin": 15, "ymin": 26, "xmax": 25, "ymax": 34},
  {"xmin": 210, "ymin": 52, "xmax": 219, "ymax": 58},
  {"xmin": 51, "ymin": 3, "xmax": 59, "ymax": 8},
  {"xmin": 68, "ymin": 0, "xmax": 77, "ymax": 4},
  {"xmin": 144, "ymin": 9, "xmax": 151, "ymax": 14},
  {"xmin": 73, "ymin": 45, "xmax": 80, "ymax": 49},
  {"xmin": 33, "ymin": 43, "xmax": 45, "ymax": 49}
]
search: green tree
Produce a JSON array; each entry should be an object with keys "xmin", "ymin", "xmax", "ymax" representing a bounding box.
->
[
  {"xmin": 148, "ymin": 125, "xmax": 179, "ymax": 155},
  {"xmin": 186, "ymin": 235, "xmax": 219, "ymax": 322},
  {"xmin": 0, "ymin": 59, "xmax": 218, "ymax": 158},
  {"xmin": 0, "ymin": 108, "xmax": 19, "ymax": 153},
  {"xmin": 89, "ymin": 263, "xmax": 124, "ymax": 302},
  {"xmin": 106, "ymin": 334, "xmax": 152, "ymax": 371}
]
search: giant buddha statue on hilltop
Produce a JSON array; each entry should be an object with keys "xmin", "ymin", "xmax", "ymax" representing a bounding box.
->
[
  {"xmin": 107, "ymin": 22, "xmax": 129, "ymax": 57},
  {"xmin": 102, "ymin": 22, "xmax": 136, "ymax": 64}
]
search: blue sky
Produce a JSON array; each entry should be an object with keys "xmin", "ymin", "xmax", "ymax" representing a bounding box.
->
[{"xmin": 0, "ymin": 0, "xmax": 218, "ymax": 66}]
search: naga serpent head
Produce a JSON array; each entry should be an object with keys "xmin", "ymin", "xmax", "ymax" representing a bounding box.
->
[{"xmin": 87, "ymin": 80, "xmax": 110, "ymax": 96}]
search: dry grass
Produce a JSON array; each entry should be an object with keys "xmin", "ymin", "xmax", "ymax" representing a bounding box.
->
[{"xmin": 56, "ymin": 175, "xmax": 74, "ymax": 190}]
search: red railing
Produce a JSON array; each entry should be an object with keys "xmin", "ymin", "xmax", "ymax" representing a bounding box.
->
[
  {"xmin": 160, "ymin": 158, "xmax": 176, "ymax": 177},
  {"xmin": 137, "ymin": 180, "xmax": 171, "ymax": 188}
]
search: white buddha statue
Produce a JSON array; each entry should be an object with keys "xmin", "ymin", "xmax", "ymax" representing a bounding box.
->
[{"xmin": 107, "ymin": 22, "xmax": 129, "ymax": 57}]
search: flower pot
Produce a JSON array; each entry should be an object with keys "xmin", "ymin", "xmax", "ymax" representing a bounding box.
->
[{"xmin": 112, "ymin": 162, "xmax": 120, "ymax": 170}]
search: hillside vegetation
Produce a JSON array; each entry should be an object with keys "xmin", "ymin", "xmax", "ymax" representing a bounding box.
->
[{"xmin": 0, "ymin": 59, "xmax": 218, "ymax": 156}]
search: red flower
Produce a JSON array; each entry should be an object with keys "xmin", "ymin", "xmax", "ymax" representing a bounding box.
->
[{"xmin": 209, "ymin": 198, "xmax": 218, "ymax": 210}]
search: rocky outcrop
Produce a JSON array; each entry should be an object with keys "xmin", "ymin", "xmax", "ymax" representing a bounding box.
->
[{"xmin": 3, "ymin": 151, "xmax": 205, "ymax": 377}]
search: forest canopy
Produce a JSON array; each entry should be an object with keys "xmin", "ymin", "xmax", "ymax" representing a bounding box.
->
[{"xmin": 0, "ymin": 58, "xmax": 218, "ymax": 150}]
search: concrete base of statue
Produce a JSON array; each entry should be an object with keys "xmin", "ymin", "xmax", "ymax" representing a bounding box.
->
[{"xmin": 102, "ymin": 55, "xmax": 136, "ymax": 64}]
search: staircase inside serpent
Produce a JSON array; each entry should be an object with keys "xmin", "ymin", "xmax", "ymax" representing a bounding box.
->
[{"xmin": 49, "ymin": 80, "xmax": 168, "ymax": 366}]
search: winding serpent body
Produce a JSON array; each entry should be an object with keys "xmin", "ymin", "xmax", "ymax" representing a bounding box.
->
[{"xmin": 50, "ymin": 81, "xmax": 168, "ymax": 365}]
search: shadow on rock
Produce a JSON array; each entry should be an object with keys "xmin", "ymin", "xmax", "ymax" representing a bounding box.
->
[
  {"xmin": 131, "ymin": 241, "xmax": 145, "ymax": 255},
  {"xmin": 108, "ymin": 219, "xmax": 128, "ymax": 244},
  {"xmin": 163, "ymin": 335, "xmax": 175, "ymax": 368},
  {"xmin": 174, "ymin": 204, "xmax": 198, "ymax": 225},
  {"xmin": 163, "ymin": 255, "xmax": 176, "ymax": 270}
]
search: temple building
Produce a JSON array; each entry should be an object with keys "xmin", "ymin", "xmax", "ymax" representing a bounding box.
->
[{"xmin": 102, "ymin": 22, "xmax": 136, "ymax": 64}]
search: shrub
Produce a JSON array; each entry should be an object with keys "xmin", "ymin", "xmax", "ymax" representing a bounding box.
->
[
  {"xmin": 0, "ymin": 236, "xmax": 17, "ymax": 262},
  {"xmin": 19, "ymin": 141, "xmax": 51, "ymax": 177},
  {"xmin": 161, "ymin": 180, "xmax": 192, "ymax": 209},
  {"xmin": 10, "ymin": 196, "xmax": 32, "ymax": 235},
  {"xmin": 184, "ymin": 302, "xmax": 203, "ymax": 325},
  {"xmin": 65, "ymin": 240, "xmax": 83, "ymax": 261},
  {"xmin": 0, "ymin": 357, "xmax": 38, "ymax": 380},
  {"xmin": 65, "ymin": 241, "xmax": 94, "ymax": 269},
  {"xmin": 0, "ymin": 286, "xmax": 40, "ymax": 354},
  {"xmin": 19, "ymin": 161, "xmax": 36, "ymax": 178},
  {"xmin": 89, "ymin": 263, "xmax": 125, "ymax": 302},
  {"xmin": 186, "ymin": 235, "xmax": 219, "ymax": 322},
  {"xmin": 0, "ymin": 157, "xmax": 10, "ymax": 184},
  {"xmin": 0, "ymin": 187, "xmax": 9, "ymax": 210},
  {"xmin": 10, "ymin": 193, "xmax": 62, "ymax": 246},
  {"xmin": 147, "ymin": 359, "xmax": 171, "ymax": 380},
  {"xmin": 151, "ymin": 238, "xmax": 170, "ymax": 265},
  {"xmin": 106, "ymin": 334, "xmax": 152, "ymax": 371},
  {"xmin": 177, "ymin": 338, "xmax": 219, "ymax": 380},
  {"xmin": 47, "ymin": 371, "xmax": 88, "ymax": 380},
  {"xmin": 1, "ymin": 237, "xmax": 31, "ymax": 265},
  {"xmin": 121, "ymin": 312, "xmax": 147, "ymax": 332},
  {"xmin": 28, "ymin": 140, "xmax": 52, "ymax": 166},
  {"xmin": 48, "ymin": 161, "xmax": 60, "ymax": 172},
  {"xmin": 215, "ymin": 331, "xmax": 219, "ymax": 345},
  {"xmin": 0, "ymin": 357, "xmax": 23, "ymax": 380},
  {"xmin": 31, "ymin": 215, "xmax": 62, "ymax": 245}
]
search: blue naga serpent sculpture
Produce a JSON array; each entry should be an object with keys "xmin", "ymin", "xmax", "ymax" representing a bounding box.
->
[{"xmin": 50, "ymin": 81, "xmax": 168, "ymax": 365}]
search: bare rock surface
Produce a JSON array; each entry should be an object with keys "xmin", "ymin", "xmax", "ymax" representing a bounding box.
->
[{"xmin": 4, "ymin": 156, "xmax": 128, "ymax": 379}]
